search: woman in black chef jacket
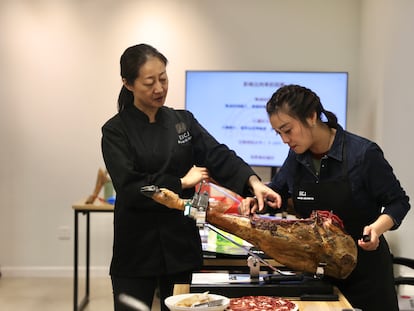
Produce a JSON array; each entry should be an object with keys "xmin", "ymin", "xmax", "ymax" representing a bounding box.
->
[
  {"xmin": 241, "ymin": 84, "xmax": 410, "ymax": 311},
  {"xmin": 101, "ymin": 43, "xmax": 282, "ymax": 311}
]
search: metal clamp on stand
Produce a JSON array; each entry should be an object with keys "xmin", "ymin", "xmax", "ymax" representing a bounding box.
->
[
  {"xmin": 315, "ymin": 262, "xmax": 327, "ymax": 279},
  {"xmin": 247, "ymin": 256, "xmax": 260, "ymax": 283},
  {"xmin": 184, "ymin": 182, "xmax": 209, "ymax": 226}
]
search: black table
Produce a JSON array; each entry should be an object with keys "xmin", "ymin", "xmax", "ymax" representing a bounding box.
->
[{"xmin": 72, "ymin": 199, "xmax": 114, "ymax": 311}]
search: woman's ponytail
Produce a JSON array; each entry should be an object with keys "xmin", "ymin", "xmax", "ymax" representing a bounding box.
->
[{"xmin": 118, "ymin": 85, "xmax": 134, "ymax": 112}]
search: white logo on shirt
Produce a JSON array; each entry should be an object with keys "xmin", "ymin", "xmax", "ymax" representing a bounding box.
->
[
  {"xmin": 178, "ymin": 131, "xmax": 192, "ymax": 144},
  {"xmin": 297, "ymin": 190, "xmax": 314, "ymax": 201}
]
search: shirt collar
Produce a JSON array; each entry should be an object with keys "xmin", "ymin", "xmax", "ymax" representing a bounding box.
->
[
  {"xmin": 296, "ymin": 125, "xmax": 345, "ymax": 163},
  {"xmin": 125, "ymin": 105, "xmax": 169, "ymax": 128},
  {"xmin": 328, "ymin": 125, "xmax": 345, "ymax": 161}
]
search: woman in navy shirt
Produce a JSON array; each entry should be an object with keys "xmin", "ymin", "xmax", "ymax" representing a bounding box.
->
[{"xmin": 241, "ymin": 84, "xmax": 410, "ymax": 311}]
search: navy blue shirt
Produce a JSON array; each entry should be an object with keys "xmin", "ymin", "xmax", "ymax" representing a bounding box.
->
[{"xmin": 269, "ymin": 125, "xmax": 410, "ymax": 231}]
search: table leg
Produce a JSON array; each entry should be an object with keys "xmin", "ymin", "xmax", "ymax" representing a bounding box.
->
[
  {"xmin": 74, "ymin": 211, "xmax": 90, "ymax": 311},
  {"xmin": 74, "ymin": 210, "xmax": 79, "ymax": 311},
  {"xmin": 86, "ymin": 212, "xmax": 90, "ymax": 298}
]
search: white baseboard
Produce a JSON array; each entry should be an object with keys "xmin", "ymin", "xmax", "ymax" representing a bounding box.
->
[{"xmin": 0, "ymin": 266, "xmax": 110, "ymax": 278}]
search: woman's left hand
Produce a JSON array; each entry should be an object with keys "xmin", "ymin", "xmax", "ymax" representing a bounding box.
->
[
  {"xmin": 358, "ymin": 226, "xmax": 380, "ymax": 251},
  {"xmin": 180, "ymin": 166, "xmax": 209, "ymax": 189},
  {"xmin": 358, "ymin": 214, "xmax": 395, "ymax": 251}
]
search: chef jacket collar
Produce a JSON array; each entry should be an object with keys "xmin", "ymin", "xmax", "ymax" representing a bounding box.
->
[{"xmin": 127, "ymin": 104, "xmax": 170, "ymax": 129}]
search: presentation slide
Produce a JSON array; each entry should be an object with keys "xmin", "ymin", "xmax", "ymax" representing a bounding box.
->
[{"xmin": 185, "ymin": 71, "xmax": 348, "ymax": 167}]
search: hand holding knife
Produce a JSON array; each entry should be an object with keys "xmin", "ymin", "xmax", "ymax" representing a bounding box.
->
[
  {"xmin": 358, "ymin": 229, "xmax": 379, "ymax": 251},
  {"xmin": 362, "ymin": 234, "xmax": 371, "ymax": 242}
]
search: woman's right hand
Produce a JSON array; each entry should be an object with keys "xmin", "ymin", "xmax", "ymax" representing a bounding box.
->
[
  {"xmin": 180, "ymin": 166, "xmax": 209, "ymax": 189},
  {"xmin": 239, "ymin": 197, "xmax": 258, "ymax": 215}
]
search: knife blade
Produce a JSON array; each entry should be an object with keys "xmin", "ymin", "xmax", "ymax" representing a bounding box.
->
[{"xmin": 206, "ymin": 224, "xmax": 296, "ymax": 276}]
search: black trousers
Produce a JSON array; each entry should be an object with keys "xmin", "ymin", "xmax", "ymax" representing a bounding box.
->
[{"xmin": 111, "ymin": 271, "xmax": 192, "ymax": 311}]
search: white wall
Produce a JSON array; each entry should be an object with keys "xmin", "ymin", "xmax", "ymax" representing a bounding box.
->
[
  {"xmin": 358, "ymin": 0, "xmax": 414, "ymax": 258},
  {"xmin": 0, "ymin": 0, "xmax": 412, "ymax": 277}
]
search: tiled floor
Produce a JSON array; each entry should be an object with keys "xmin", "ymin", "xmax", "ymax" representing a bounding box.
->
[{"xmin": 0, "ymin": 277, "xmax": 160, "ymax": 311}]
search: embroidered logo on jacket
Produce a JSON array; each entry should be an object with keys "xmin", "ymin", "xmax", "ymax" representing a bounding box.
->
[
  {"xmin": 296, "ymin": 190, "xmax": 315, "ymax": 201},
  {"xmin": 176, "ymin": 122, "xmax": 192, "ymax": 144}
]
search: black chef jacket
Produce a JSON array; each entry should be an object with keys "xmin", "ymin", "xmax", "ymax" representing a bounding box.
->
[{"xmin": 102, "ymin": 105, "xmax": 256, "ymax": 277}]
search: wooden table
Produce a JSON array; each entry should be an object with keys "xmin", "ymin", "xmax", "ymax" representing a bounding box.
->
[
  {"xmin": 72, "ymin": 199, "xmax": 114, "ymax": 311},
  {"xmin": 173, "ymin": 284, "xmax": 354, "ymax": 310}
]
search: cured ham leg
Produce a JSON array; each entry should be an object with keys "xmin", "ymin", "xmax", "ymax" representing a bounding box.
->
[
  {"xmin": 141, "ymin": 184, "xmax": 357, "ymax": 279},
  {"xmin": 206, "ymin": 200, "xmax": 357, "ymax": 279}
]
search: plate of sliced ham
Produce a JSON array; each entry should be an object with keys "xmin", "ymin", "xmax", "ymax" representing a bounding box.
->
[{"xmin": 228, "ymin": 296, "xmax": 298, "ymax": 311}]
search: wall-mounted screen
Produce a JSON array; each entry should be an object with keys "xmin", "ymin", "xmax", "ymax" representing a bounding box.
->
[{"xmin": 185, "ymin": 71, "xmax": 348, "ymax": 167}]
